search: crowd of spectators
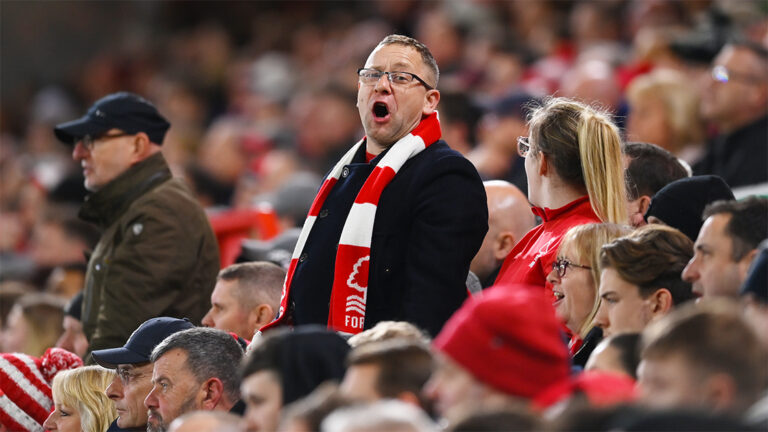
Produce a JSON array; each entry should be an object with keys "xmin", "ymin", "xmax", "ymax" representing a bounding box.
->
[{"xmin": 1, "ymin": 1, "xmax": 768, "ymax": 431}]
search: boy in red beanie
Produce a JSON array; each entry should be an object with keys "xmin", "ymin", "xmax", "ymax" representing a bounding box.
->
[{"xmin": 424, "ymin": 284, "xmax": 571, "ymax": 424}]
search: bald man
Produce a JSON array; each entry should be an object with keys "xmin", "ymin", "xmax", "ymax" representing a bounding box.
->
[{"xmin": 470, "ymin": 181, "xmax": 537, "ymax": 287}]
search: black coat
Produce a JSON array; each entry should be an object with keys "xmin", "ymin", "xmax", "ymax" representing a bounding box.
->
[
  {"xmin": 694, "ymin": 116, "xmax": 768, "ymax": 188},
  {"xmin": 287, "ymin": 141, "xmax": 488, "ymax": 337}
]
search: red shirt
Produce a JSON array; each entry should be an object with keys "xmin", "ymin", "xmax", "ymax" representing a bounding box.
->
[{"xmin": 494, "ymin": 196, "xmax": 600, "ymax": 291}]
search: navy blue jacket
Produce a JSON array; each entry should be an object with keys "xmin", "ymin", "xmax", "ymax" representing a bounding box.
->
[{"xmin": 287, "ymin": 140, "xmax": 488, "ymax": 337}]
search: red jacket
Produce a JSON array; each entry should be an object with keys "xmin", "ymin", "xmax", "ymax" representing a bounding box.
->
[{"xmin": 494, "ymin": 197, "xmax": 600, "ymax": 291}]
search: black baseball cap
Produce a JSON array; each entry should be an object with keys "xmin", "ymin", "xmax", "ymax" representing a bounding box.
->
[
  {"xmin": 91, "ymin": 317, "xmax": 194, "ymax": 369},
  {"xmin": 54, "ymin": 92, "xmax": 170, "ymax": 146}
]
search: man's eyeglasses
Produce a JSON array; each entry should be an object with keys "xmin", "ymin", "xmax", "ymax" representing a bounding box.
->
[
  {"xmin": 80, "ymin": 132, "xmax": 132, "ymax": 151},
  {"xmin": 517, "ymin": 136, "xmax": 531, "ymax": 157},
  {"xmin": 357, "ymin": 68, "xmax": 434, "ymax": 90},
  {"xmin": 711, "ymin": 65, "xmax": 765, "ymax": 85},
  {"xmin": 116, "ymin": 367, "xmax": 149, "ymax": 385},
  {"xmin": 552, "ymin": 258, "xmax": 591, "ymax": 278}
]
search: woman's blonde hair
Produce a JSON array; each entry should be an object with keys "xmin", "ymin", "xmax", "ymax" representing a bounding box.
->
[
  {"xmin": 558, "ymin": 223, "xmax": 633, "ymax": 338},
  {"xmin": 626, "ymin": 69, "xmax": 704, "ymax": 152},
  {"xmin": 51, "ymin": 366, "xmax": 116, "ymax": 432},
  {"xmin": 528, "ymin": 97, "xmax": 627, "ymax": 224}
]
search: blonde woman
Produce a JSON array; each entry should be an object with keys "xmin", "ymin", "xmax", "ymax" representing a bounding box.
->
[
  {"xmin": 0, "ymin": 293, "xmax": 65, "ymax": 357},
  {"xmin": 626, "ymin": 69, "xmax": 705, "ymax": 165},
  {"xmin": 43, "ymin": 366, "xmax": 116, "ymax": 432},
  {"xmin": 546, "ymin": 223, "xmax": 633, "ymax": 366},
  {"xmin": 495, "ymin": 98, "xmax": 627, "ymax": 290}
]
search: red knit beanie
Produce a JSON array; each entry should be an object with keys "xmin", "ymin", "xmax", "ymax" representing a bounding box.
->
[
  {"xmin": 434, "ymin": 284, "xmax": 571, "ymax": 399},
  {"xmin": 0, "ymin": 348, "xmax": 83, "ymax": 432}
]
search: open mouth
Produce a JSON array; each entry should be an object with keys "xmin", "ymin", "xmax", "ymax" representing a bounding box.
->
[
  {"xmin": 372, "ymin": 102, "xmax": 389, "ymax": 119},
  {"xmin": 553, "ymin": 290, "xmax": 565, "ymax": 304}
]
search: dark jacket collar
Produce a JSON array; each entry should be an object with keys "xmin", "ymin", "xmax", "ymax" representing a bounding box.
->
[
  {"xmin": 107, "ymin": 419, "xmax": 146, "ymax": 431},
  {"xmin": 79, "ymin": 152, "xmax": 172, "ymax": 227},
  {"xmin": 531, "ymin": 196, "xmax": 591, "ymax": 222}
]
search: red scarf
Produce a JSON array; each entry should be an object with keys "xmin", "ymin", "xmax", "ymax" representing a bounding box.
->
[{"xmin": 263, "ymin": 113, "xmax": 442, "ymax": 335}]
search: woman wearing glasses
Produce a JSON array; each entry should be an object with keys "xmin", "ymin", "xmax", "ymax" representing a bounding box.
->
[
  {"xmin": 546, "ymin": 223, "xmax": 632, "ymax": 367},
  {"xmin": 494, "ymin": 97, "xmax": 627, "ymax": 291}
]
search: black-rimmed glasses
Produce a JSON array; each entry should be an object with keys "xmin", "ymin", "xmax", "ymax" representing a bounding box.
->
[
  {"xmin": 357, "ymin": 68, "xmax": 434, "ymax": 90},
  {"xmin": 552, "ymin": 258, "xmax": 591, "ymax": 278}
]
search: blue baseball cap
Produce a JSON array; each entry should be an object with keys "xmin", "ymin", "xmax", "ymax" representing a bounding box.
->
[
  {"xmin": 54, "ymin": 92, "xmax": 170, "ymax": 146},
  {"xmin": 91, "ymin": 317, "xmax": 194, "ymax": 368}
]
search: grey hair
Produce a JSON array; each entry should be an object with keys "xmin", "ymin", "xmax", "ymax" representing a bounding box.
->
[
  {"xmin": 321, "ymin": 400, "xmax": 438, "ymax": 432},
  {"xmin": 151, "ymin": 327, "xmax": 243, "ymax": 402},
  {"xmin": 378, "ymin": 34, "xmax": 439, "ymax": 88}
]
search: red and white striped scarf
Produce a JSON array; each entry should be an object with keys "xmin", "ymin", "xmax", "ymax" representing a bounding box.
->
[{"xmin": 264, "ymin": 112, "xmax": 442, "ymax": 335}]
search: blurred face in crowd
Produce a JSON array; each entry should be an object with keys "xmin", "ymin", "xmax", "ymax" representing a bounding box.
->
[
  {"xmin": 43, "ymin": 400, "xmax": 81, "ymax": 432},
  {"xmin": 340, "ymin": 363, "xmax": 382, "ymax": 402},
  {"xmin": 241, "ymin": 370, "xmax": 282, "ymax": 432},
  {"xmin": 595, "ymin": 268, "xmax": 656, "ymax": 337},
  {"xmin": 682, "ymin": 214, "xmax": 746, "ymax": 298},
  {"xmin": 546, "ymin": 246, "xmax": 595, "ymax": 335},
  {"xmin": 202, "ymin": 279, "xmax": 254, "ymax": 339},
  {"xmin": 0, "ymin": 305, "xmax": 28, "ymax": 353},
  {"xmin": 638, "ymin": 353, "xmax": 705, "ymax": 411},
  {"xmin": 55, "ymin": 316, "xmax": 89, "ymax": 360},
  {"xmin": 701, "ymin": 45, "xmax": 768, "ymax": 133},
  {"xmin": 627, "ymin": 93, "xmax": 672, "ymax": 151},
  {"xmin": 106, "ymin": 362, "xmax": 154, "ymax": 429},
  {"xmin": 423, "ymin": 353, "xmax": 492, "ymax": 422},
  {"xmin": 357, "ymin": 43, "xmax": 439, "ymax": 153},
  {"xmin": 72, "ymin": 128, "xmax": 137, "ymax": 191},
  {"xmin": 145, "ymin": 349, "xmax": 203, "ymax": 432}
]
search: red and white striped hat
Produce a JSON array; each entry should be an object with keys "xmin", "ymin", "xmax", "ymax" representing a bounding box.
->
[{"xmin": 0, "ymin": 348, "xmax": 83, "ymax": 432}]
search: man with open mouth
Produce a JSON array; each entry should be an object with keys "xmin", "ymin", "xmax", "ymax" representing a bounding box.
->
[{"xmin": 262, "ymin": 34, "xmax": 487, "ymax": 338}]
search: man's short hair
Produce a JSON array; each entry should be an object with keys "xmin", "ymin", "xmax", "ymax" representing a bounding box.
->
[
  {"xmin": 601, "ymin": 225, "xmax": 694, "ymax": 305},
  {"xmin": 240, "ymin": 326, "xmax": 349, "ymax": 405},
  {"xmin": 641, "ymin": 300, "xmax": 768, "ymax": 411},
  {"xmin": 150, "ymin": 327, "xmax": 243, "ymax": 403},
  {"xmin": 623, "ymin": 142, "xmax": 688, "ymax": 200},
  {"xmin": 702, "ymin": 197, "xmax": 768, "ymax": 261},
  {"xmin": 347, "ymin": 340, "xmax": 433, "ymax": 403},
  {"xmin": 217, "ymin": 261, "xmax": 286, "ymax": 309},
  {"xmin": 378, "ymin": 34, "xmax": 440, "ymax": 87}
]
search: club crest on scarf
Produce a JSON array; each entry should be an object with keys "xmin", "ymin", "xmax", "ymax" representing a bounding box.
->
[{"xmin": 263, "ymin": 112, "xmax": 442, "ymax": 336}]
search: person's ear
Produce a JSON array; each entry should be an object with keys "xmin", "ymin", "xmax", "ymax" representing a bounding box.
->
[
  {"xmin": 638, "ymin": 196, "xmax": 652, "ymax": 216},
  {"xmin": 422, "ymin": 89, "xmax": 440, "ymax": 116},
  {"xmin": 493, "ymin": 232, "xmax": 516, "ymax": 261},
  {"xmin": 129, "ymin": 132, "xmax": 153, "ymax": 164},
  {"xmin": 650, "ymin": 288, "xmax": 673, "ymax": 316},
  {"xmin": 737, "ymin": 249, "xmax": 758, "ymax": 281},
  {"xmin": 200, "ymin": 378, "xmax": 224, "ymax": 410},
  {"xmin": 251, "ymin": 304, "xmax": 276, "ymax": 330},
  {"xmin": 538, "ymin": 152, "xmax": 549, "ymax": 176},
  {"xmin": 704, "ymin": 373, "xmax": 737, "ymax": 412}
]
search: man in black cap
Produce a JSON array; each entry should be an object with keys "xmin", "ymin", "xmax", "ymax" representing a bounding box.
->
[
  {"xmin": 54, "ymin": 92, "xmax": 220, "ymax": 361},
  {"xmin": 93, "ymin": 317, "xmax": 194, "ymax": 431}
]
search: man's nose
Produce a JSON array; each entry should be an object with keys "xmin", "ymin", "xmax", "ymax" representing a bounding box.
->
[
  {"xmin": 373, "ymin": 73, "xmax": 392, "ymax": 93},
  {"xmin": 106, "ymin": 375, "xmax": 123, "ymax": 401},
  {"xmin": 593, "ymin": 303, "xmax": 608, "ymax": 329},
  {"xmin": 201, "ymin": 310, "xmax": 214, "ymax": 328},
  {"xmin": 72, "ymin": 141, "xmax": 89, "ymax": 160},
  {"xmin": 681, "ymin": 257, "xmax": 698, "ymax": 283},
  {"xmin": 144, "ymin": 386, "xmax": 158, "ymax": 409}
]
